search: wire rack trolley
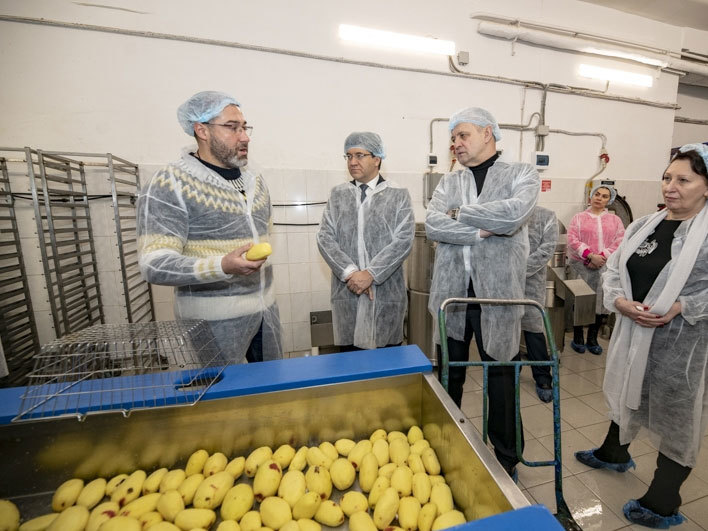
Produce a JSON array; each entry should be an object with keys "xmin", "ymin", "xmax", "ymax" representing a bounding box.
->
[
  {"xmin": 438, "ymin": 297, "xmax": 581, "ymax": 531},
  {"xmin": 13, "ymin": 320, "xmax": 226, "ymax": 422}
]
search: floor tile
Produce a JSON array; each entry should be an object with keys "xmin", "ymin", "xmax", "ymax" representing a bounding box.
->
[
  {"xmin": 558, "ymin": 354, "xmax": 606, "ymax": 373},
  {"xmin": 576, "ymin": 468, "xmax": 649, "ymax": 521},
  {"xmin": 579, "ymin": 391, "xmax": 610, "ymax": 415},
  {"xmin": 577, "ymin": 367, "xmax": 606, "ymax": 386},
  {"xmin": 527, "ymin": 475, "xmax": 628, "ymax": 530},
  {"xmin": 692, "ymin": 440, "xmax": 708, "ymax": 483},
  {"xmin": 520, "ymin": 403, "xmax": 573, "ymax": 439},
  {"xmin": 681, "ymin": 496, "xmax": 708, "ymax": 530},
  {"xmin": 578, "ymin": 422, "xmax": 611, "ymax": 447},
  {"xmin": 538, "ymin": 428, "xmax": 601, "ymax": 475},
  {"xmin": 558, "ymin": 397, "xmax": 608, "ymax": 429},
  {"xmin": 460, "ymin": 389, "xmax": 484, "ymax": 419},
  {"xmin": 559, "ymin": 372, "xmax": 603, "ymax": 397},
  {"xmin": 517, "ymin": 438, "xmax": 573, "ymax": 489}
]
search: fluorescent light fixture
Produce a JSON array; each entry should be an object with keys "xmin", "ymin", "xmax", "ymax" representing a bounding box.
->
[
  {"xmin": 581, "ymin": 47, "xmax": 668, "ymax": 68},
  {"xmin": 339, "ymin": 24, "xmax": 455, "ymax": 56},
  {"xmin": 579, "ymin": 64, "xmax": 653, "ymax": 87}
]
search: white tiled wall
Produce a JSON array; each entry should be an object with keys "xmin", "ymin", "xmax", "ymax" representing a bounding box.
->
[{"xmin": 6, "ymin": 152, "xmax": 665, "ymax": 355}]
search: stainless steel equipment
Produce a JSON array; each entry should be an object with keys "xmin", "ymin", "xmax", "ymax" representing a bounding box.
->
[
  {"xmin": 0, "ymin": 147, "xmax": 154, "ymax": 347},
  {"xmin": 0, "ymin": 151, "xmax": 41, "ymax": 387},
  {"xmin": 104, "ymin": 152, "xmax": 154, "ymax": 323},
  {"xmin": 1, "ymin": 357, "xmax": 528, "ymax": 525},
  {"xmin": 407, "ymin": 223, "xmax": 435, "ymax": 362},
  {"xmin": 38, "ymin": 150, "xmax": 155, "ymax": 326},
  {"xmin": 14, "ymin": 320, "xmax": 225, "ymax": 422},
  {"xmin": 26, "ymin": 149, "xmax": 105, "ymax": 336}
]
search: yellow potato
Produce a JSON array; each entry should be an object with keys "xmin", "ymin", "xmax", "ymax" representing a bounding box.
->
[{"xmin": 246, "ymin": 243, "xmax": 272, "ymax": 261}]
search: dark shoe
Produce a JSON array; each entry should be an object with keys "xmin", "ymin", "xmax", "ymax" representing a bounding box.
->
[
  {"xmin": 622, "ymin": 500, "xmax": 686, "ymax": 528},
  {"xmin": 575, "ymin": 449, "xmax": 636, "ymax": 472},
  {"xmin": 509, "ymin": 467, "xmax": 518, "ymax": 484},
  {"xmin": 535, "ymin": 382, "xmax": 553, "ymax": 403},
  {"xmin": 570, "ymin": 340, "xmax": 586, "ymax": 353}
]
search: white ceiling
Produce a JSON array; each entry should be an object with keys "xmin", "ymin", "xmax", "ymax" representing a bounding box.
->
[{"xmin": 579, "ymin": 0, "xmax": 708, "ymax": 32}]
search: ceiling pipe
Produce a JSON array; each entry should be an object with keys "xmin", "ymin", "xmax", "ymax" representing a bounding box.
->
[{"xmin": 477, "ymin": 21, "xmax": 708, "ymax": 77}]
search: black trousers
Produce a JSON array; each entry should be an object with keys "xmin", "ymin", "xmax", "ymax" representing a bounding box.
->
[
  {"xmin": 437, "ymin": 283, "xmax": 524, "ymax": 474},
  {"xmin": 245, "ymin": 321, "xmax": 263, "ymax": 363},
  {"xmin": 599, "ymin": 421, "xmax": 692, "ymax": 516},
  {"xmin": 523, "ymin": 330, "xmax": 552, "ymax": 387}
]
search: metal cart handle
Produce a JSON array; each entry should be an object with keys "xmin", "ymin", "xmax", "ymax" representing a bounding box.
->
[{"xmin": 437, "ymin": 297, "xmax": 581, "ymax": 531}]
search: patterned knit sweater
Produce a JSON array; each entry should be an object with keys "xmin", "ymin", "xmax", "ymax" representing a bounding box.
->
[{"xmin": 137, "ymin": 148, "xmax": 275, "ymax": 321}]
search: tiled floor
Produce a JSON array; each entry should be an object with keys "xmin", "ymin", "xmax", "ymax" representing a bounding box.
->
[{"xmin": 459, "ymin": 333, "xmax": 708, "ymax": 530}]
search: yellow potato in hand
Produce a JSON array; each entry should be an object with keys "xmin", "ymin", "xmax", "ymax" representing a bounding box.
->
[{"xmin": 246, "ymin": 243, "xmax": 272, "ymax": 261}]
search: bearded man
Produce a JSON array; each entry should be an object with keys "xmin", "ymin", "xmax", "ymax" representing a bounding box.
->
[{"xmin": 137, "ymin": 91, "xmax": 282, "ymax": 364}]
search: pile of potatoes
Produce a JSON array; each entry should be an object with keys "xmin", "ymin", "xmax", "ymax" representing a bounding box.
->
[{"xmin": 0, "ymin": 426, "xmax": 467, "ymax": 531}]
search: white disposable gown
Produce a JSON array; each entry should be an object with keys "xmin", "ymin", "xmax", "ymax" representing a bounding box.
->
[
  {"xmin": 602, "ymin": 213, "xmax": 708, "ymax": 467},
  {"xmin": 316, "ymin": 179, "xmax": 414, "ymax": 349},
  {"xmin": 137, "ymin": 148, "xmax": 282, "ymax": 364},
  {"xmin": 521, "ymin": 206, "xmax": 559, "ymax": 333},
  {"xmin": 426, "ymin": 161, "xmax": 540, "ymax": 361}
]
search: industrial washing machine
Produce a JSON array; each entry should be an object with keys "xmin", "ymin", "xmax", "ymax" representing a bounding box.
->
[{"xmin": 0, "ymin": 345, "xmax": 562, "ymax": 530}]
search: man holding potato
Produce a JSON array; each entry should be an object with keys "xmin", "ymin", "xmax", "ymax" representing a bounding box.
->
[{"xmin": 137, "ymin": 91, "xmax": 282, "ymax": 364}]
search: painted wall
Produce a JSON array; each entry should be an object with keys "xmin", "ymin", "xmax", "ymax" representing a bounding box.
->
[
  {"xmin": 1, "ymin": 0, "xmax": 706, "ymax": 353},
  {"xmin": 673, "ymin": 85, "xmax": 708, "ymax": 147}
]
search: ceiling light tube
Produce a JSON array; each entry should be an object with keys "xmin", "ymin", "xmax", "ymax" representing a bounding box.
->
[
  {"xmin": 339, "ymin": 24, "xmax": 455, "ymax": 56},
  {"xmin": 579, "ymin": 64, "xmax": 653, "ymax": 87}
]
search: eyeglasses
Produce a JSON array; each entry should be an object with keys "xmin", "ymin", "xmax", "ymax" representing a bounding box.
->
[
  {"xmin": 343, "ymin": 153, "xmax": 374, "ymax": 161},
  {"xmin": 203, "ymin": 122, "xmax": 253, "ymax": 137}
]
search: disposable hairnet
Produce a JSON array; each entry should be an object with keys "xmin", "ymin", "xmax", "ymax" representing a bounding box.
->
[
  {"xmin": 177, "ymin": 91, "xmax": 240, "ymax": 136},
  {"xmin": 137, "ymin": 148, "xmax": 282, "ymax": 363},
  {"xmin": 590, "ymin": 183, "xmax": 617, "ymax": 205},
  {"xmin": 425, "ymin": 160, "xmax": 539, "ymax": 360},
  {"xmin": 344, "ymin": 132, "xmax": 386, "ymax": 159},
  {"xmin": 448, "ymin": 107, "xmax": 502, "ymax": 141},
  {"xmin": 678, "ymin": 143, "xmax": 708, "ymax": 171},
  {"xmin": 317, "ymin": 181, "xmax": 414, "ymax": 348}
]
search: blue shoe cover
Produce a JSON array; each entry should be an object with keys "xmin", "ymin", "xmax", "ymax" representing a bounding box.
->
[
  {"xmin": 535, "ymin": 383, "xmax": 553, "ymax": 403},
  {"xmin": 570, "ymin": 340, "xmax": 586, "ymax": 353},
  {"xmin": 575, "ymin": 449, "xmax": 636, "ymax": 472},
  {"xmin": 623, "ymin": 500, "xmax": 686, "ymax": 529},
  {"xmin": 587, "ymin": 344, "xmax": 603, "ymax": 355}
]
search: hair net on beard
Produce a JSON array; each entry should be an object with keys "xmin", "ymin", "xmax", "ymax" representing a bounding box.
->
[
  {"xmin": 177, "ymin": 91, "xmax": 240, "ymax": 136},
  {"xmin": 591, "ymin": 183, "xmax": 617, "ymax": 205},
  {"xmin": 344, "ymin": 132, "xmax": 386, "ymax": 159},
  {"xmin": 678, "ymin": 143, "xmax": 708, "ymax": 171},
  {"xmin": 448, "ymin": 107, "xmax": 502, "ymax": 141}
]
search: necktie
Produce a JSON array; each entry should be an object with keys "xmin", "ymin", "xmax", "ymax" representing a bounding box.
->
[{"xmin": 360, "ymin": 183, "xmax": 367, "ymax": 203}]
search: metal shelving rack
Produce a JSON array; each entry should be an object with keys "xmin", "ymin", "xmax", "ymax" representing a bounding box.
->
[
  {"xmin": 108, "ymin": 154, "xmax": 153, "ymax": 323},
  {"xmin": 27, "ymin": 149, "xmax": 105, "ymax": 337},
  {"xmin": 14, "ymin": 320, "xmax": 226, "ymax": 422},
  {"xmin": 45, "ymin": 151, "xmax": 155, "ymax": 324},
  {"xmin": 0, "ymin": 150, "xmax": 41, "ymax": 386}
]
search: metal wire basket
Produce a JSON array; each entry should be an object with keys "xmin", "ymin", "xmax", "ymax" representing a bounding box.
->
[{"xmin": 14, "ymin": 320, "xmax": 227, "ymax": 422}]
